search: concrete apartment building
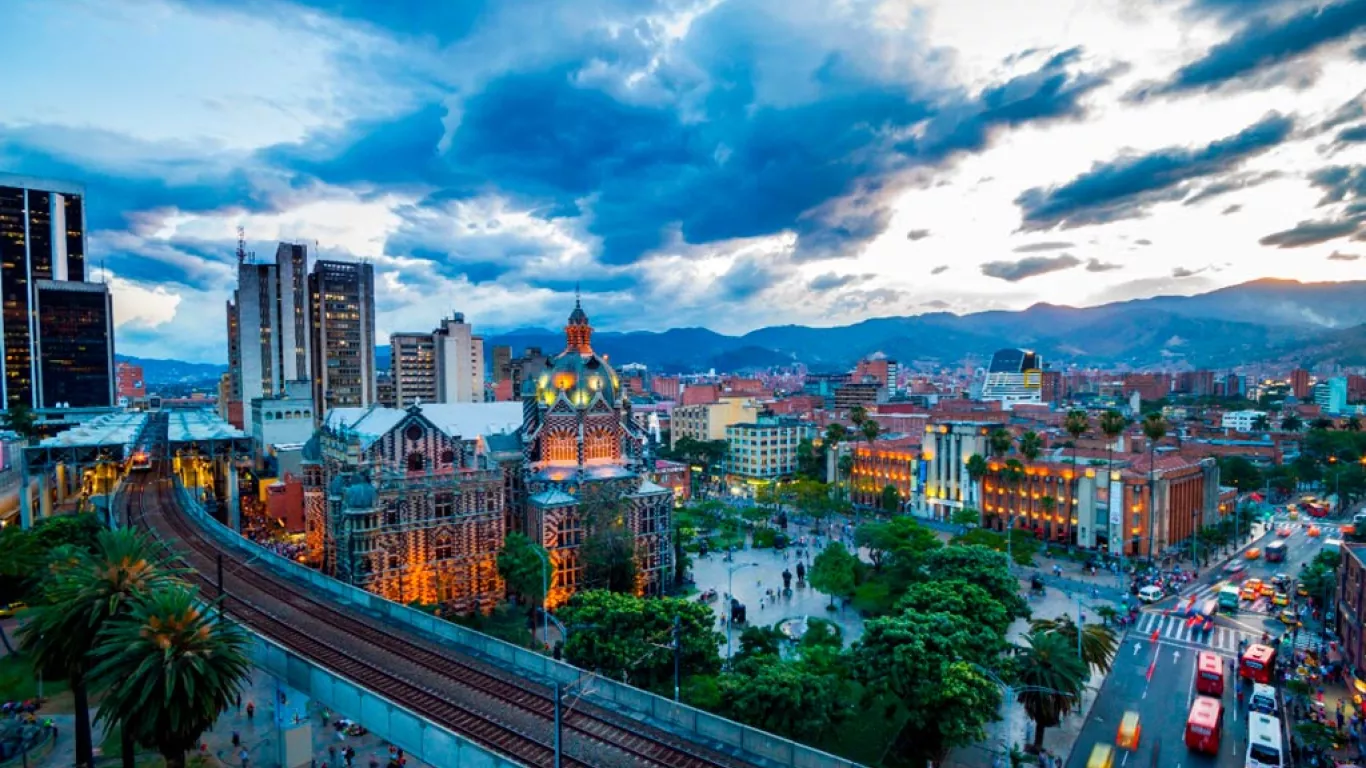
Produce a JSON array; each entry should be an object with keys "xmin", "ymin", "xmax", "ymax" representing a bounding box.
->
[
  {"xmin": 390, "ymin": 331, "xmax": 436, "ymax": 406},
  {"xmin": 308, "ymin": 259, "xmax": 377, "ymax": 412},
  {"xmin": 390, "ymin": 314, "xmax": 485, "ymax": 406},
  {"xmin": 671, "ymin": 396, "xmax": 759, "ymax": 447},
  {"xmin": 724, "ymin": 415, "xmax": 812, "ymax": 484}
]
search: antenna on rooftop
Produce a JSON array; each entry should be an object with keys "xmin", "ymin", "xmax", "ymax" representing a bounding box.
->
[{"xmin": 237, "ymin": 226, "xmax": 247, "ymax": 265}]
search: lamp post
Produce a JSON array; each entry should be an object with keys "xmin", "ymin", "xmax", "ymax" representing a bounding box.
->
[
  {"xmin": 725, "ymin": 562, "xmax": 758, "ymax": 661},
  {"xmin": 530, "ymin": 546, "xmax": 551, "ymax": 649},
  {"xmin": 967, "ymin": 663, "xmax": 1079, "ymax": 758}
]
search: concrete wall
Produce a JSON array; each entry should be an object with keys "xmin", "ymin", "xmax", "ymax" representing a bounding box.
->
[{"xmin": 176, "ymin": 482, "xmax": 862, "ymax": 768}]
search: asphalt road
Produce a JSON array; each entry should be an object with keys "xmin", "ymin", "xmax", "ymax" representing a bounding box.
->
[{"xmin": 1067, "ymin": 516, "xmax": 1335, "ymax": 768}]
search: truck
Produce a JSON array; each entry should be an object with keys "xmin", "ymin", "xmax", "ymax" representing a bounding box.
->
[{"xmin": 1218, "ymin": 586, "xmax": 1241, "ymax": 612}]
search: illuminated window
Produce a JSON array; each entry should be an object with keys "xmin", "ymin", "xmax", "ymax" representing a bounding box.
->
[{"xmin": 545, "ymin": 429, "xmax": 576, "ymax": 462}]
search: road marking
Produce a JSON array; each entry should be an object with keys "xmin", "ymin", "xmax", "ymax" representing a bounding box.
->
[
  {"xmin": 1134, "ymin": 642, "xmax": 1141, "ymax": 656},
  {"xmin": 1173, "ymin": 650, "xmax": 1181, "ymax": 664},
  {"xmin": 1121, "ymin": 752, "xmax": 1129, "ymax": 766}
]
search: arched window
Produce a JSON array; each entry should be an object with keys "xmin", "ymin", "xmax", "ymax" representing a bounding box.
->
[
  {"xmin": 441, "ymin": 448, "xmax": 456, "ymax": 466},
  {"xmin": 544, "ymin": 429, "xmax": 576, "ymax": 463},
  {"xmin": 584, "ymin": 426, "xmax": 616, "ymax": 461},
  {"xmin": 434, "ymin": 535, "xmax": 453, "ymax": 561},
  {"xmin": 264, "ymin": 412, "xmax": 274, "ymax": 421},
  {"xmin": 407, "ymin": 452, "xmax": 426, "ymax": 472}
]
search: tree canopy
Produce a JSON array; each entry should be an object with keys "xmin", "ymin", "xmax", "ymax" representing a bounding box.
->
[
  {"xmin": 496, "ymin": 532, "xmax": 552, "ymax": 617},
  {"xmin": 558, "ymin": 590, "xmax": 722, "ymax": 689}
]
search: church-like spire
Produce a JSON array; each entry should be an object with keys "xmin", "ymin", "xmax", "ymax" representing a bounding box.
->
[{"xmin": 566, "ymin": 290, "xmax": 592, "ymax": 352}]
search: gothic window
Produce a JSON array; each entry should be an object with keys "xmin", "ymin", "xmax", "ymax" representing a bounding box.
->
[
  {"xmin": 385, "ymin": 504, "xmax": 399, "ymax": 526},
  {"xmin": 436, "ymin": 492, "xmax": 454, "ymax": 518},
  {"xmin": 441, "ymin": 448, "xmax": 456, "ymax": 466},
  {"xmin": 435, "ymin": 535, "xmax": 453, "ymax": 561},
  {"xmin": 544, "ymin": 429, "xmax": 576, "ymax": 462},
  {"xmin": 584, "ymin": 426, "xmax": 615, "ymax": 461},
  {"xmin": 387, "ymin": 553, "xmax": 400, "ymax": 570},
  {"xmin": 407, "ymin": 452, "xmax": 426, "ymax": 472}
]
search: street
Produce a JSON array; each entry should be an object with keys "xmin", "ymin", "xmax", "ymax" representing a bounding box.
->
[{"xmin": 1067, "ymin": 516, "xmax": 1338, "ymax": 768}]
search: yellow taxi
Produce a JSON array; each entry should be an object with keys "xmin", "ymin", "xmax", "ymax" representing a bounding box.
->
[
  {"xmin": 1241, "ymin": 580, "xmax": 1264, "ymax": 601},
  {"xmin": 1088, "ymin": 743, "xmax": 1115, "ymax": 768},
  {"xmin": 1289, "ymin": 509, "xmax": 1300, "ymax": 520},
  {"xmin": 1279, "ymin": 609, "xmax": 1302, "ymax": 626},
  {"xmin": 0, "ymin": 601, "xmax": 26, "ymax": 618},
  {"xmin": 1260, "ymin": 582, "xmax": 1276, "ymax": 597},
  {"xmin": 1116, "ymin": 711, "xmax": 1141, "ymax": 750},
  {"xmin": 1297, "ymin": 583, "xmax": 1310, "ymax": 597},
  {"xmin": 1308, "ymin": 525, "xmax": 1321, "ymax": 537},
  {"xmin": 1246, "ymin": 547, "xmax": 1262, "ymax": 560},
  {"xmin": 1273, "ymin": 592, "xmax": 1290, "ymax": 606}
]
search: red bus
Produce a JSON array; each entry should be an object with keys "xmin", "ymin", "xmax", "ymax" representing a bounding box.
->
[
  {"xmin": 1185, "ymin": 696, "xmax": 1223, "ymax": 754},
  {"xmin": 1240, "ymin": 644, "xmax": 1277, "ymax": 684},
  {"xmin": 1196, "ymin": 651, "xmax": 1224, "ymax": 696}
]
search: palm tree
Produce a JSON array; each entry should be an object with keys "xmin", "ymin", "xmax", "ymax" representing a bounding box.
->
[
  {"xmin": 1311, "ymin": 417, "xmax": 1335, "ymax": 431},
  {"xmin": 1141, "ymin": 412, "xmax": 1168, "ymax": 563},
  {"xmin": 1063, "ymin": 410, "xmax": 1089, "ymax": 545},
  {"xmin": 860, "ymin": 419, "xmax": 880, "ymax": 446},
  {"xmin": 1002, "ymin": 458, "xmax": 1026, "ymax": 553},
  {"xmin": 0, "ymin": 526, "xmax": 38, "ymax": 655},
  {"xmin": 1347, "ymin": 415, "xmax": 1362, "ymax": 432},
  {"xmin": 824, "ymin": 423, "xmax": 849, "ymax": 491},
  {"xmin": 1099, "ymin": 410, "xmax": 1127, "ymax": 555},
  {"xmin": 90, "ymin": 585, "xmax": 251, "ymax": 768},
  {"xmin": 1030, "ymin": 615, "xmax": 1119, "ymax": 674},
  {"xmin": 966, "ymin": 453, "xmax": 989, "ymax": 518},
  {"xmin": 989, "ymin": 428, "xmax": 1013, "ymax": 459},
  {"xmin": 1, "ymin": 402, "xmax": 40, "ymax": 443},
  {"xmin": 1282, "ymin": 413, "xmax": 1304, "ymax": 432},
  {"xmin": 849, "ymin": 405, "xmax": 868, "ymax": 428},
  {"xmin": 1251, "ymin": 415, "xmax": 1272, "ymax": 432},
  {"xmin": 1019, "ymin": 431, "xmax": 1043, "ymax": 461},
  {"xmin": 18, "ymin": 529, "xmax": 179, "ymax": 768},
  {"xmin": 1015, "ymin": 630, "xmax": 1087, "ymax": 750}
]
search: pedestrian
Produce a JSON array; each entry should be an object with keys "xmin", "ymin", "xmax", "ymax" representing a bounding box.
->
[
  {"xmin": 240, "ymin": 747, "xmax": 251, "ymax": 768},
  {"xmin": 232, "ymin": 730, "xmax": 241, "ymax": 747},
  {"xmin": 330, "ymin": 745, "xmax": 337, "ymax": 764},
  {"xmin": 246, "ymin": 701, "xmax": 255, "ymax": 721},
  {"xmin": 235, "ymin": 693, "xmax": 242, "ymax": 711}
]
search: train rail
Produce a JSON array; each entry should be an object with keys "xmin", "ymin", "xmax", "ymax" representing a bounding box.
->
[{"xmin": 129, "ymin": 473, "xmax": 753, "ymax": 768}]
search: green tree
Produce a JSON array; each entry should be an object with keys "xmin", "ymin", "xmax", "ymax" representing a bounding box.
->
[
  {"xmin": 1311, "ymin": 417, "xmax": 1336, "ymax": 431},
  {"xmin": 809, "ymin": 542, "xmax": 857, "ymax": 608},
  {"xmin": 1030, "ymin": 615, "xmax": 1119, "ymax": 674},
  {"xmin": 1099, "ymin": 409, "xmax": 1127, "ymax": 479},
  {"xmin": 716, "ymin": 660, "xmax": 846, "ymax": 743},
  {"xmin": 860, "ymin": 419, "xmax": 881, "ymax": 447},
  {"xmin": 898, "ymin": 579, "xmax": 1014, "ymax": 637},
  {"xmin": 1063, "ymin": 410, "xmax": 1090, "ymax": 463},
  {"xmin": 496, "ymin": 532, "xmax": 553, "ymax": 621},
  {"xmin": 989, "ymin": 428, "xmax": 1013, "ymax": 459},
  {"xmin": 1, "ymin": 403, "xmax": 40, "ymax": 442},
  {"xmin": 558, "ymin": 590, "xmax": 722, "ymax": 689},
  {"xmin": 1347, "ymin": 415, "xmax": 1362, "ymax": 432},
  {"xmin": 878, "ymin": 484, "xmax": 901, "ymax": 515},
  {"xmin": 796, "ymin": 437, "xmax": 824, "ymax": 480},
  {"xmin": 734, "ymin": 624, "xmax": 786, "ymax": 665},
  {"xmin": 966, "ymin": 453, "xmax": 988, "ymax": 510},
  {"xmin": 18, "ymin": 529, "xmax": 178, "ymax": 768},
  {"xmin": 951, "ymin": 506, "xmax": 980, "ymax": 529},
  {"xmin": 1141, "ymin": 412, "xmax": 1168, "ymax": 561},
  {"xmin": 924, "ymin": 545, "xmax": 1030, "ymax": 621},
  {"xmin": 579, "ymin": 492, "xmax": 637, "ymax": 593},
  {"xmin": 1217, "ymin": 456, "xmax": 1264, "ymax": 493},
  {"xmin": 1018, "ymin": 431, "xmax": 1043, "ymax": 462},
  {"xmin": 1251, "ymin": 414, "xmax": 1272, "ymax": 432},
  {"xmin": 1015, "ymin": 630, "xmax": 1087, "ymax": 750},
  {"xmin": 89, "ymin": 585, "xmax": 251, "ymax": 768},
  {"xmin": 1299, "ymin": 549, "xmax": 1340, "ymax": 606},
  {"xmin": 1282, "ymin": 413, "xmax": 1304, "ymax": 432},
  {"xmin": 850, "ymin": 405, "xmax": 868, "ymax": 428}
]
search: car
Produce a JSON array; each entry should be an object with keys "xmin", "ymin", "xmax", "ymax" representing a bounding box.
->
[
  {"xmin": 1273, "ymin": 592, "xmax": 1290, "ymax": 606},
  {"xmin": 1223, "ymin": 561, "xmax": 1248, "ymax": 581},
  {"xmin": 1088, "ymin": 744, "xmax": 1114, "ymax": 768},
  {"xmin": 1241, "ymin": 584, "xmax": 1262, "ymax": 602},
  {"xmin": 1272, "ymin": 574, "xmax": 1291, "ymax": 589},
  {"xmin": 1279, "ymin": 609, "xmax": 1302, "ymax": 626},
  {"xmin": 1259, "ymin": 582, "xmax": 1276, "ymax": 597},
  {"xmin": 1289, "ymin": 509, "xmax": 1300, "ymax": 520},
  {"xmin": 0, "ymin": 601, "xmax": 27, "ymax": 618},
  {"xmin": 1116, "ymin": 711, "xmax": 1142, "ymax": 751},
  {"xmin": 1308, "ymin": 525, "xmax": 1322, "ymax": 537},
  {"xmin": 1138, "ymin": 585, "xmax": 1165, "ymax": 604},
  {"xmin": 1278, "ymin": 526, "xmax": 1294, "ymax": 537},
  {"xmin": 1246, "ymin": 547, "xmax": 1262, "ymax": 560},
  {"xmin": 1297, "ymin": 583, "xmax": 1310, "ymax": 597}
]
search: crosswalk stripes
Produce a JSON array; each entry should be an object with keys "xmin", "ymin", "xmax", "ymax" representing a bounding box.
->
[{"xmin": 1133, "ymin": 612, "xmax": 1258, "ymax": 652}]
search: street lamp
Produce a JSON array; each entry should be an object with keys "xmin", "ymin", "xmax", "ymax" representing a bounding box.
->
[{"xmin": 725, "ymin": 562, "xmax": 758, "ymax": 661}]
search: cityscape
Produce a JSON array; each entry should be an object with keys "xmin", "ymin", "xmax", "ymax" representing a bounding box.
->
[{"xmin": 2, "ymin": 2, "xmax": 1366, "ymax": 768}]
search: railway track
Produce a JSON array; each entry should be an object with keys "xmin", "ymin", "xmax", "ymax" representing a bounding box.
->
[{"xmin": 129, "ymin": 474, "xmax": 752, "ymax": 768}]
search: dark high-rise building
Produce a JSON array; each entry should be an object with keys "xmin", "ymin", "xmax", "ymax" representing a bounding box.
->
[
  {"xmin": 33, "ymin": 281, "xmax": 115, "ymax": 408},
  {"xmin": 491, "ymin": 344, "xmax": 512, "ymax": 383},
  {"xmin": 0, "ymin": 173, "xmax": 104, "ymax": 409},
  {"xmin": 1290, "ymin": 368, "xmax": 1311, "ymax": 401},
  {"xmin": 308, "ymin": 259, "xmax": 376, "ymax": 413}
]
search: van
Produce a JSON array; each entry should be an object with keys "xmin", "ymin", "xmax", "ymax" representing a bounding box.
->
[
  {"xmin": 1249, "ymin": 683, "xmax": 1278, "ymax": 716},
  {"xmin": 1138, "ymin": 585, "xmax": 1164, "ymax": 603}
]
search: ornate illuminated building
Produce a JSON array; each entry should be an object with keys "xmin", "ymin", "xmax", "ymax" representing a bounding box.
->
[
  {"xmin": 520, "ymin": 298, "xmax": 673, "ymax": 606},
  {"xmin": 305, "ymin": 298, "xmax": 674, "ymax": 614}
]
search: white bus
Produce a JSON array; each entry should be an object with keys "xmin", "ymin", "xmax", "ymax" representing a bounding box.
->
[{"xmin": 1246, "ymin": 713, "xmax": 1283, "ymax": 768}]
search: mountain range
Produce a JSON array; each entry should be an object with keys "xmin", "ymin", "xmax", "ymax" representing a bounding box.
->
[
  {"xmin": 477, "ymin": 279, "xmax": 1366, "ymax": 372},
  {"xmin": 135, "ymin": 279, "xmax": 1366, "ymax": 386}
]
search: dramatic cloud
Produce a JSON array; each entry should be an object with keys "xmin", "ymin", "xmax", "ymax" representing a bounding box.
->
[
  {"xmin": 1308, "ymin": 165, "xmax": 1366, "ymax": 205},
  {"xmin": 980, "ymin": 254, "xmax": 1082, "ymax": 281},
  {"xmin": 1337, "ymin": 126, "xmax": 1366, "ymax": 145},
  {"xmin": 1085, "ymin": 258, "xmax": 1122, "ymax": 272},
  {"xmin": 1015, "ymin": 113, "xmax": 1294, "ymax": 229},
  {"xmin": 1259, "ymin": 219, "xmax": 1362, "ymax": 247},
  {"xmin": 1328, "ymin": 250, "xmax": 1362, "ymax": 260},
  {"xmin": 1012, "ymin": 241, "xmax": 1075, "ymax": 252},
  {"xmin": 1150, "ymin": 0, "xmax": 1366, "ymax": 96},
  {"xmin": 906, "ymin": 229, "xmax": 932, "ymax": 241}
]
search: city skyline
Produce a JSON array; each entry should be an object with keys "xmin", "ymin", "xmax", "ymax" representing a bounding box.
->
[{"xmin": 3, "ymin": 0, "xmax": 1366, "ymax": 364}]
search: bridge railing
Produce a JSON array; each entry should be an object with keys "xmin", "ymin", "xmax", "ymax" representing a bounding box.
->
[{"xmin": 173, "ymin": 481, "xmax": 861, "ymax": 768}]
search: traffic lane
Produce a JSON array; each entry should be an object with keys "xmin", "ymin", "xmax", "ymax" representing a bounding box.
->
[{"xmin": 1067, "ymin": 636, "xmax": 1239, "ymax": 768}]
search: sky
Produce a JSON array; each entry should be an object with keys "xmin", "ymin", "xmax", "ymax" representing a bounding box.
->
[{"xmin": 2, "ymin": 0, "xmax": 1365, "ymax": 364}]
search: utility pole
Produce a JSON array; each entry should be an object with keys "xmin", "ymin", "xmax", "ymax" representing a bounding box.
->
[{"xmin": 553, "ymin": 681, "xmax": 562, "ymax": 768}]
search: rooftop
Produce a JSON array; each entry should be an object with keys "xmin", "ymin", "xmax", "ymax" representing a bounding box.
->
[
  {"xmin": 323, "ymin": 402, "xmax": 523, "ymax": 448},
  {"xmin": 168, "ymin": 409, "xmax": 248, "ymax": 443},
  {"xmin": 38, "ymin": 412, "xmax": 148, "ymax": 450}
]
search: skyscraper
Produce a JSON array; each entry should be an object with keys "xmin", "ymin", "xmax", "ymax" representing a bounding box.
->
[
  {"xmin": 225, "ymin": 241, "xmax": 312, "ymax": 424},
  {"xmin": 0, "ymin": 173, "xmax": 112, "ymax": 409},
  {"xmin": 390, "ymin": 331, "xmax": 436, "ymax": 406},
  {"xmin": 308, "ymin": 259, "xmax": 376, "ymax": 413},
  {"xmin": 491, "ymin": 345, "xmax": 512, "ymax": 383},
  {"xmin": 433, "ymin": 313, "xmax": 484, "ymax": 403}
]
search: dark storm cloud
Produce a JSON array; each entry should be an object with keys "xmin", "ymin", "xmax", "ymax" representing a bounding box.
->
[
  {"xmin": 1258, "ymin": 219, "xmax": 1361, "ymax": 247},
  {"xmin": 720, "ymin": 255, "xmax": 782, "ymax": 301},
  {"xmin": 906, "ymin": 229, "xmax": 932, "ymax": 240},
  {"xmin": 1012, "ymin": 241, "xmax": 1075, "ymax": 252},
  {"xmin": 979, "ymin": 254, "xmax": 1082, "ymax": 281},
  {"xmin": 1328, "ymin": 250, "xmax": 1362, "ymax": 260},
  {"xmin": 1085, "ymin": 258, "xmax": 1122, "ymax": 272},
  {"xmin": 1149, "ymin": 0, "xmax": 1366, "ymax": 96},
  {"xmin": 930, "ymin": 265, "xmax": 950, "ymax": 275},
  {"xmin": 1014, "ymin": 112, "xmax": 1294, "ymax": 230},
  {"xmin": 1337, "ymin": 125, "xmax": 1366, "ymax": 145}
]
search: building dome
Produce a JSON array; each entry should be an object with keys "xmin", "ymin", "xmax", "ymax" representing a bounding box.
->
[
  {"xmin": 344, "ymin": 479, "xmax": 378, "ymax": 510},
  {"xmin": 533, "ymin": 297, "xmax": 619, "ymax": 408}
]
